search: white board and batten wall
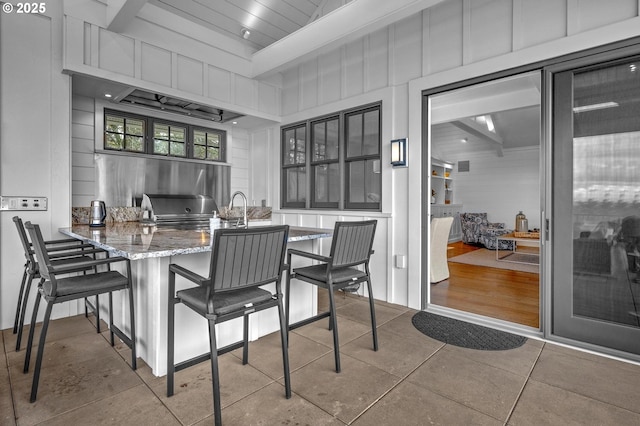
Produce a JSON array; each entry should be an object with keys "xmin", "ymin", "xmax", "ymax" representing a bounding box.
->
[
  {"xmin": 447, "ymin": 147, "xmax": 541, "ymax": 230},
  {"xmin": 2, "ymin": 1, "xmax": 640, "ymax": 330}
]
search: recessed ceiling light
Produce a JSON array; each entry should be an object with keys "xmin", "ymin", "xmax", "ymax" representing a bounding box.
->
[
  {"xmin": 461, "ymin": 138, "xmax": 468, "ymax": 143},
  {"xmin": 232, "ymin": 121, "xmax": 238, "ymax": 125},
  {"xmin": 241, "ymin": 28, "xmax": 251, "ymax": 39},
  {"xmin": 104, "ymin": 93, "xmax": 112, "ymax": 98}
]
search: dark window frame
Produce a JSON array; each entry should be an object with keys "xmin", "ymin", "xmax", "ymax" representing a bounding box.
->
[
  {"xmin": 104, "ymin": 110, "xmax": 148, "ymax": 153},
  {"xmin": 310, "ymin": 115, "xmax": 341, "ymax": 209},
  {"xmin": 280, "ymin": 102, "xmax": 381, "ymax": 211},
  {"xmin": 103, "ymin": 109, "xmax": 227, "ymax": 163},
  {"xmin": 152, "ymin": 119, "xmax": 187, "ymax": 158},
  {"xmin": 281, "ymin": 124, "xmax": 307, "ymax": 209}
]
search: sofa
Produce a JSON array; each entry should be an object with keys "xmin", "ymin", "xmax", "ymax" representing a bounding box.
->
[{"xmin": 459, "ymin": 212, "xmax": 514, "ymax": 250}]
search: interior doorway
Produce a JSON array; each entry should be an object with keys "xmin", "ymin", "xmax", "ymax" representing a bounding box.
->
[{"xmin": 426, "ymin": 71, "xmax": 542, "ymax": 328}]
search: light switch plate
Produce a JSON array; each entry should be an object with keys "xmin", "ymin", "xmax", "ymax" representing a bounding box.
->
[{"xmin": 0, "ymin": 196, "xmax": 48, "ymax": 211}]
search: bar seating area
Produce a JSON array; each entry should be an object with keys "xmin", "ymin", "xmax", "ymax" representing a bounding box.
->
[
  {"xmin": 5, "ymin": 217, "xmax": 640, "ymax": 424},
  {"xmin": 6, "ymin": 288, "xmax": 640, "ymax": 424},
  {"xmin": 5, "ymin": 215, "xmax": 640, "ymax": 425}
]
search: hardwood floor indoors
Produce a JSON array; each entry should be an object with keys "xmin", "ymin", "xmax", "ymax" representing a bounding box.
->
[{"xmin": 430, "ymin": 241, "xmax": 540, "ymax": 328}]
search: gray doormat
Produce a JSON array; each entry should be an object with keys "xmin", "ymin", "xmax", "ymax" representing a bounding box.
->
[{"xmin": 411, "ymin": 312, "xmax": 527, "ymax": 350}]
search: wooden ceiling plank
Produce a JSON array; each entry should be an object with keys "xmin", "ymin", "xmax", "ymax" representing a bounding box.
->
[{"xmin": 151, "ymin": 0, "xmax": 278, "ymax": 48}]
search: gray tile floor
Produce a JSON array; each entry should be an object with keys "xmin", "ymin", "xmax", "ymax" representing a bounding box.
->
[{"xmin": 3, "ymin": 292, "xmax": 640, "ymax": 425}]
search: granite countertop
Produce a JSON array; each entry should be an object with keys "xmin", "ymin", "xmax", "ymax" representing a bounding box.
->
[
  {"xmin": 59, "ymin": 223, "xmax": 332, "ymax": 260},
  {"xmin": 71, "ymin": 206, "xmax": 272, "ymax": 225}
]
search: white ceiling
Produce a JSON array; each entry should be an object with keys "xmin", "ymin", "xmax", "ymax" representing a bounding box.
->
[
  {"xmin": 148, "ymin": 0, "xmax": 328, "ymax": 51},
  {"xmin": 430, "ymin": 72, "xmax": 542, "ymax": 160}
]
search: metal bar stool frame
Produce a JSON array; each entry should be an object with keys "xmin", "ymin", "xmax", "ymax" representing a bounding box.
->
[
  {"xmin": 12, "ymin": 216, "xmax": 107, "ymax": 351},
  {"xmin": 286, "ymin": 220, "xmax": 378, "ymax": 373},
  {"xmin": 23, "ymin": 221, "xmax": 137, "ymax": 402},
  {"xmin": 167, "ymin": 225, "xmax": 291, "ymax": 426}
]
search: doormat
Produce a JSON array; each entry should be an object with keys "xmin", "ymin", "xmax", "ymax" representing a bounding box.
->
[{"xmin": 411, "ymin": 311, "xmax": 527, "ymax": 350}]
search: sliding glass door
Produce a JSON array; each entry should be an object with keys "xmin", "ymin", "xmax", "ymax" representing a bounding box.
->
[{"xmin": 551, "ymin": 51, "xmax": 640, "ymax": 355}]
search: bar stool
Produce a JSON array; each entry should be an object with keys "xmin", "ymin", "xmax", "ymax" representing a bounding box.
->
[
  {"xmin": 12, "ymin": 216, "xmax": 106, "ymax": 351},
  {"xmin": 167, "ymin": 225, "xmax": 291, "ymax": 426},
  {"xmin": 286, "ymin": 220, "xmax": 378, "ymax": 373},
  {"xmin": 23, "ymin": 221, "xmax": 137, "ymax": 402}
]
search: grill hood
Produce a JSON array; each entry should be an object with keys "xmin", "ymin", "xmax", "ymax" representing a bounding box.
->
[{"xmin": 141, "ymin": 194, "xmax": 218, "ymax": 228}]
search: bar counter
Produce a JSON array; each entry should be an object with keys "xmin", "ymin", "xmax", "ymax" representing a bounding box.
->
[
  {"xmin": 59, "ymin": 223, "xmax": 332, "ymax": 376},
  {"xmin": 59, "ymin": 222, "xmax": 332, "ymax": 260}
]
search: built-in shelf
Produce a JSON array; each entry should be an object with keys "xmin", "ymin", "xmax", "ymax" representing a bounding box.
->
[{"xmin": 431, "ymin": 158, "xmax": 454, "ymax": 205}]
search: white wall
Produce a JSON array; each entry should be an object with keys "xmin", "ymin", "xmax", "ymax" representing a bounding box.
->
[
  {"xmin": 274, "ymin": 0, "xmax": 640, "ymax": 309},
  {"xmin": 0, "ymin": 4, "xmax": 79, "ymax": 329},
  {"xmin": 72, "ymin": 95, "xmax": 98, "ymax": 207},
  {"xmin": 2, "ymin": 0, "xmax": 640, "ymax": 330},
  {"xmin": 448, "ymin": 147, "xmax": 540, "ymax": 229}
]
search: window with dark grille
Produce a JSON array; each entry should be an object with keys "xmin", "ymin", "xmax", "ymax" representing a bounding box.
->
[
  {"xmin": 193, "ymin": 129, "xmax": 223, "ymax": 161},
  {"xmin": 345, "ymin": 106, "xmax": 381, "ymax": 209},
  {"xmin": 311, "ymin": 117, "xmax": 340, "ymax": 208},
  {"xmin": 280, "ymin": 102, "xmax": 381, "ymax": 211},
  {"xmin": 104, "ymin": 113, "xmax": 146, "ymax": 153},
  {"xmin": 153, "ymin": 122, "xmax": 186, "ymax": 157},
  {"xmin": 281, "ymin": 124, "xmax": 307, "ymax": 208},
  {"xmin": 103, "ymin": 109, "xmax": 226, "ymax": 163}
]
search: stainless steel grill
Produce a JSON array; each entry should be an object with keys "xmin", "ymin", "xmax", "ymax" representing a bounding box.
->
[{"xmin": 141, "ymin": 194, "xmax": 218, "ymax": 229}]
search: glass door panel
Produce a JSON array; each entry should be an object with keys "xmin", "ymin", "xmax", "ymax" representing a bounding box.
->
[{"xmin": 552, "ymin": 54, "xmax": 640, "ymax": 354}]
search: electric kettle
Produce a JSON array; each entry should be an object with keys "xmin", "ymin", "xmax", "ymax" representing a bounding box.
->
[{"xmin": 89, "ymin": 200, "xmax": 107, "ymax": 227}]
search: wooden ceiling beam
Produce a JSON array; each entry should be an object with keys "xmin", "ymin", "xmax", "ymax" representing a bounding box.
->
[
  {"xmin": 451, "ymin": 117, "xmax": 504, "ymax": 157},
  {"xmin": 107, "ymin": 0, "xmax": 148, "ymax": 33}
]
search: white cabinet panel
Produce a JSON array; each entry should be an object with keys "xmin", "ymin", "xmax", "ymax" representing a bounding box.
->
[
  {"xmin": 208, "ymin": 65, "xmax": 231, "ymax": 103},
  {"xmin": 98, "ymin": 29, "xmax": 134, "ymax": 76},
  {"xmin": 177, "ymin": 55, "xmax": 203, "ymax": 95},
  {"xmin": 141, "ymin": 43, "xmax": 172, "ymax": 86}
]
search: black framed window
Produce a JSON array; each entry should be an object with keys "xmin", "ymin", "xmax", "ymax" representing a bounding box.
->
[
  {"xmin": 104, "ymin": 113, "xmax": 145, "ymax": 153},
  {"xmin": 193, "ymin": 129, "xmax": 223, "ymax": 161},
  {"xmin": 104, "ymin": 109, "xmax": 226, "ymax": 162},
  {"xmin": 153, "ymin": 122, "xmax": 186, "ymax": 157},
  {"xmin": 281, "ymin": 102, "xmax": 381, "ymax": 210},
  {"xmin": 345, "ymin": 106, "xmax": 381, "ymax": 209},
  {"xmin": 281, "ymin": 124, "xmax": 307, "ymax": 208},
  {"xmin": 311, "ymin": 117, "xmax": 340, "ymax": 208}
]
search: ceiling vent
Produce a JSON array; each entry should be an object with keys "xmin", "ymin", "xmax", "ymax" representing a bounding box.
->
[
  {"xmin": 117, "ymin": 89, "xmax": 244, "ymax": 123},
  {"xmin": 458, "ymin": 160, "xmax": 470, "ymax": 172}
]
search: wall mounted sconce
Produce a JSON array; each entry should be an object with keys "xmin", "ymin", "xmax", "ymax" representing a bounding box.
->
[{"xmin": 391, "ymin": 138, "xmax": 407, "ymax": 167}]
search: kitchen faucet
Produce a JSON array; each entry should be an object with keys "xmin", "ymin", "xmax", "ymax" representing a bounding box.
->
[{"xmin": 228, "ymin": 191, "xmax": 248, "ymax": 228}]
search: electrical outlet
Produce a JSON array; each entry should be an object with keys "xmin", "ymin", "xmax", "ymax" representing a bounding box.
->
[{"xmin": 0, "ymin": 196, "xmax": 48, "ymax": 211}]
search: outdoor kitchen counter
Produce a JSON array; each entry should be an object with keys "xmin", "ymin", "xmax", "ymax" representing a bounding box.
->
[
  {"xmin": 59, "ymin": 223, "xmax": 332, "ymax": 377},
  {"xmin": 59, "ymin": 223, "xmax": 332, "ymax": 260}
]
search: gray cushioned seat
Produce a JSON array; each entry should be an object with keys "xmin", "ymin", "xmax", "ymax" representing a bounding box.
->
[
  {"xmin": 293, "ymin": 264, "xmax": 366, "ymax": 287},
  {"xmin": 43, "ymin": 270, "xmax": 129, "ymax": 297},
  {"xmin": 177, "ymin": 286, "xmax": 273, "ymax": 316}
]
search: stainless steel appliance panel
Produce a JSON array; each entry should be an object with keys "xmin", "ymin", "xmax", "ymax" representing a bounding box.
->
[{"xmin": 95, "ymin": 153, "xmax": 230, "ymax": 208}]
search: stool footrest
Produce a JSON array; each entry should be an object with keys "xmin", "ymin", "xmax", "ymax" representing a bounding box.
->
[{"xmin": 288, "ymin": 311, "xmax": 331, "ymax": 331}]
